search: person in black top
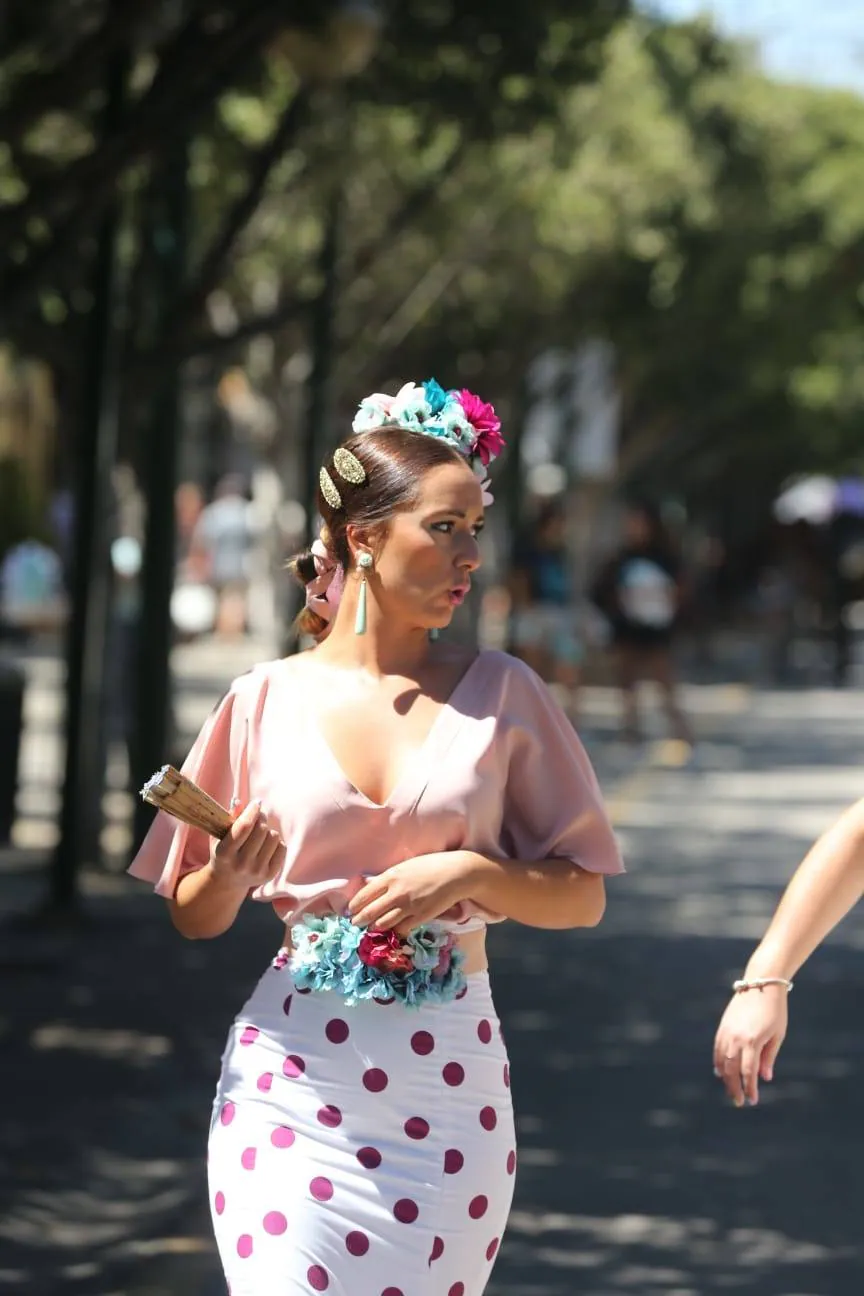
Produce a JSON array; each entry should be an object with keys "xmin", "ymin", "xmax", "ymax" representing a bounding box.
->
[{"xmin": 592, "ymin": 503, "xmax": 692, "ymax": 745}]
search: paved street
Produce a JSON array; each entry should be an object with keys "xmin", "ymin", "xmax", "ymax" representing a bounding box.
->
[{"xmin": 3, "ymin": 641, "xmax": 864, "ymax": 1294}]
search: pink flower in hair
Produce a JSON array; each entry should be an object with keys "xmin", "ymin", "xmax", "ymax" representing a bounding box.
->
[{"xmin": 458, "ymin": 390, "xmax": 505, "ymax": 466}]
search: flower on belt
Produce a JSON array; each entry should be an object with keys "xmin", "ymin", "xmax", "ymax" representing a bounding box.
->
[{"xmin": 358, "ymin": 929, "xmax": 414, "ymax": 975}]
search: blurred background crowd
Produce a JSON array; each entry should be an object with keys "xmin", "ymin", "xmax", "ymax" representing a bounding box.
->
[{"xmin": 4, "ymin": 2, "xmax": 864, "ymax": 1293}]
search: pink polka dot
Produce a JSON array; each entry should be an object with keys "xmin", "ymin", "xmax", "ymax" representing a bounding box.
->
[
  {"xmin": 469, "ymin": 1194, "xmax": 488, "ymax": 1219},
  {"xmin": 325, "ymin": 1018, "xmax": 349, "ymax": 1044},
  {"xmin": 317, "ymin": 1105, "xmax": 342, "ymax": 1128},
  {"xmin": 271, "ymin": 1126, "xmax": 295, "ymax": 1149},
  {"xmin": 308, "ymin": 1264, "xmax": 329, "ymax": 1291},
  {"xmin": 346, "ymin": 1230, "xmax": 369, "ymax": 1256},
  {"xmin": 503, "ymin": 1063, "xmax": 510, "ymax": 1089},
  {"xmin": 283, "ymin": 1055, "xmax": 306, "ymax": 1079},
  {"xmin": 443, "ymin": 1062, "xmax": 465, "ymax": 1086},
  {"xmin": 478, "ymin": 1019, "xmax": 493, "ymax": 1044},
  {"xmin": 220, "ymin": 1101, "xmax": 235, "ymax": 1126},
  {"xmin": 393, "ymin": 1198, "xmax": 419, "ymax": 1224},
  {"xmin": 263, "ymin": 1210, "xmax": 287, "ymax": 1235},
  {"xmin": 257, "ymin": 1072, "xmax": 273, "ymax": 1093},
  {"xmin": 363, "ymin": 1068, "xmax": 389, "ymax": 1093},
  {"xmin": 296, "ymin": 986, "xmax": 312, "ymax": 996},
  {"xmin": 237, "ymin": 1234, "xmax": 253, "ymax": 1259},
  {"xmin": 375, "ymin": 994, "xmax": 395, "ymax": 1005},
  {"xmin": 241, "ymin": 1147, "xmax": 257, "ymax": 1171},
  {"xmin": 480, "ymin": 1106, "xmax": 497, "ymax": 1131},
  {"xmin": 310, "ymin": 1176, "xmax": 334, "ymax": 1201},
  {"xmin": 456, "ymin": 984, "xmax": 468, "ymax": 1000},
  {"xmin": 486, "ymin": 1237, "xmax": 500, "ymax": 1261},
  {"xmin": 449, "ymin": 1284, "xmax": 465, "ymax": 1296},
  {"xmin": 444, "ymin": 1148, "xmax": 464, "ymax": 1174},
  {"xmin": 429, "ymin": 1235, "xmax": 445, "ymax": 1264},
  {"xmin": 404, "ymin": 1116, "xmax": 430, "ymax": 1140},
  {"xmin": 506, "ymin": 1150, "xmax": 516, "ymax": 1175},
  {"xmin": 410, "ymin": 1030, "xmax": 435, "ymax": 1055},
  {"xmin": 240, "ymin": 1025, "xmax": 259, "ymax": 1046},
  {"xmin": 214, "ymin": 1191, "xmax": 225, "ymax": 1215},
  {"xmin": 381, "ymin": 1289, "xmax": 404, "ymax": 1296},
  {"xmin": 357, "ymin": 1146, "xmax": 382, "ymax": 1169},
  {"xmin": 283, "ymin": 994, "xmax": 293, "ymax": 1015}
]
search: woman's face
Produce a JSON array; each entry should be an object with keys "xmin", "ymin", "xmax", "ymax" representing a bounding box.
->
[{"xmin": 364, "ymin": 462, "xmax": 484, "ymax": 631}]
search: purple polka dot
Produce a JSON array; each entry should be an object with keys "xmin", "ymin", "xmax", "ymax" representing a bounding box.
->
[
  {"xmin": 449, "ymin": 1285, "xmax": 465, "ymax": 1296},
  {"xmin": 410, "ymin": 1030, "xmax": 435, "ymax": 1055},
  {"xmin": 271, "ymin": 1126, "xmax": 295, "ymax": 1149},
  {"xmin": 311, "ymin": 1176, "xmax": 334, "ymax": 1202},
  {"xmin": 357, "ymin": 1146, "xmax": 382, "ymax": 1170},
  {"xmin": 480, "ymin": 1106, "xmax": 497, "ymax": 1131},
  {"xmin": 264, "ymin": 1210, "xmax": 287, "ymax": 1235},
  {"xmin": 283, "ymin": 995, "xmax": 293, "ymax": 1015},
  {"xmin": 506, "ymin": 1150, "xmax": 516, "ymax": 1175},
  {"xmin": 469, "ymin": 1195, "xmax": 488, "ymax": 1219},
  {"xmin": 404, "ymin": 1116, "xmax": 430, "ymax": 1140},
  {"xmin": 257, "ymin": 1072, "xmax": 273, "ymax": 1093},
  {"xmin": 444, "ymin": 1148, "xmax": 464, "ymax": 1174},
  {"xmin": 382, "ymin": 1289, "xmax": 404, "ymax": 1296},
  {"xmin": 346, "ymin": 1230, "xmax": 369, "ymax": 1256},
  {"xmin": 456, "ymin": 984, "xmax": 468, "ymax": 1000},
  {"xmin": 394, "ymin": 1198, "xmax": 419, "ymax": 1224},
  {"xmin": 478, "ymin": 1019, "xmax": 493, "ymax": 1044},
  {"xmin": 214, "ymin": 1191, "xmax": 225, "ymax": 1215},
  {"xmin": 503, "ymin": 1063, "xmax": 510, "ymax": 1089},
  {"xmin": 308, "ymin": 1264, "xmax": 329, "ymax": 1291},
  {"xmin": 317, "ymin": 1105, "xmax": 342, "ymax": 1129},
  {"xmin": 296, "ymin": 986, "xmax": 312, "ymax": 996},
  {"xmin": 375, "ymin": 994, "xmax": 395, "ymax": 1006},
  {"xmin": 443, "ymin": 1062, "xmax": 465, "ymax": 1087},
  {"xmin": 220, "ymin": 1101, "xmax": 235, "ymax": 1126},
  {"xmin": 429, "ymin": 1236, "xmax": 445, "ymax": 1264},
  {"xmin": 326, "ymin": 1018, "xmax": 349, "ymax": 1044},
  {"xmin": 241, "ymin": 1147, "xmax": 257, "ymax": 1171},
  {"xmin": 283, "ymin": 1055, "xmax": 306, "ymax": 1079},
  {"xmin": 237, "ymin": 1234, "xmax": 253, "ymax": 1259},
  {"xmin": 240, "ymin": 1025, "xmax": 259, "ymax": 1046},
  {"xmin": 486, "ymin": 1237, "xmax": 500, "ymax": 1261},
  {"xmin": 363, "ymin": 1068, "xmax": 389, "ymax": 1093}
]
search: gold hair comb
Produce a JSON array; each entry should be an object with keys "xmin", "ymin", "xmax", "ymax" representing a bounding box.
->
[
  {"xmin": 332, "ymin": 447, "xmax": 366, "ymax": 485},
  {"xmin": 319, "ymin": 467, "xmax": 342, "ymax": 509}
]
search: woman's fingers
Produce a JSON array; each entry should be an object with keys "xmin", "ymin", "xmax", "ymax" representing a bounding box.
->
[
  {"xmin": 740, "ymin": 1042, "xmax": 761, "ymax": 1106},
  {"xmin": 721, "ymin": 1049, "xmax": 745, "ymax": 1107},
  {"xmin": 760, "ymin": 1035, "xmax": 782, "ymax": 1083}
]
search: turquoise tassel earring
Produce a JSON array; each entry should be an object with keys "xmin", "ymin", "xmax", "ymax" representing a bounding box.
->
[
  {"xmin": 355, "ymin": 552, "xmax": 373, "ymax": 635},
  {"xmin": 429, "ymin": 628, "xmax": 440, "ymax": 641}
]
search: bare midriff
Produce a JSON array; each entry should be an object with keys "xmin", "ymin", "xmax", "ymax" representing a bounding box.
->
[{"xmin": 279, "ymin": 923, "xmax": 489, "ymax": 976}]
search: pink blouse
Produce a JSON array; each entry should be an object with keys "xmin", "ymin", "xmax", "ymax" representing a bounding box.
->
[{"xmin": 128, "ymin": 650, "xmax": 624, "ymax": 931}]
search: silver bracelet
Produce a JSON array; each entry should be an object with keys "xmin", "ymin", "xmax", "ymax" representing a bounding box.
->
[{"xmin": 733, "ymin": 976, "xmax": 793, "ymax": 994}]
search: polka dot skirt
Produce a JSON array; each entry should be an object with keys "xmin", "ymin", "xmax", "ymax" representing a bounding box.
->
[{"xmin": 208, "ymin": 960, "xmax": 516, "ymax": 1294}]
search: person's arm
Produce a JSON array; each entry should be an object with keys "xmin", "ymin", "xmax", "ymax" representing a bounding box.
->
[
  {"xmin": 348, "ymin": 851, "xmax": 606, "ymax": 934},
  {"xmin": 168, "ymin": 801, "xmax": 285, "ymax": 939},
  {"xmin": 714, "ymin": 797, "xmax": 864, "ymax": 1107}
]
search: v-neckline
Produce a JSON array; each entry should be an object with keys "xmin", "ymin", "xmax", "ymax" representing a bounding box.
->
[{"xmin": 298, "ymin": 652, "xmax": 484, "ymax": 811}]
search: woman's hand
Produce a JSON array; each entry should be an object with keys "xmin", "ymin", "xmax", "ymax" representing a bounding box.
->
[
  {"xmin": 210, "ymin": 800, "xmax": 285, "ymax": 892},
  {"xmin": 713, "ymin": 986, "xmax": 789, "ymax": 1108},
  {"xmin": 348, "ymin": 852, "xmax": 475, "ymax": 934}
]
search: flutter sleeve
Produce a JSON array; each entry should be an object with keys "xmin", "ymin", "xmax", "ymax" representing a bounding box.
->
[
  {"xmin": 500, "ymin": 662, "xmax": 624, "ymax": 875},
  {"xmin": 127, "ymin": 679, "xmax": 251, "ymax": 898}
]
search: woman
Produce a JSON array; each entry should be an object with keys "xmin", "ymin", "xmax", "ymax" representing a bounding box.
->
[
  {"xmin": 714, "ymin": 798, "xmax": 864, "ymax": 1109},
  {"xmin": 130, "ymin": 379, "xmax": 624, "ymax": 1296},
  {"xmin": 591, "ymin": 502, "xmax": 692, "ymax": 746}
]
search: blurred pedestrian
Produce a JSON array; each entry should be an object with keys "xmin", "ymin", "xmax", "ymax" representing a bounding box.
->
[
  {"xmin": 128, "ymin": 379, "xmax": 623, "ymax": 1296},
  {"xmin": 189, "ymin": 474, "xmax": 256, "ymax": 636},
  {"xmin": 714, "ymin": 795, "xmax": 864, "ymax": 1108},
  {"xmin": 509, "ymin": 499, "xmax": 583, "ymax": 713},
  {"xmin": 592, "ymin": 502, "xmax": 692, "ymax": 745}
]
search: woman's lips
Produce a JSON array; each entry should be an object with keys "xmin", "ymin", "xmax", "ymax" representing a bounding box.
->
[{"xmin": 448, "ymin": 587, "xmax": 468, "ymax": 606}]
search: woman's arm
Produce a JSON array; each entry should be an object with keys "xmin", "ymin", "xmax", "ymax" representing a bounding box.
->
[
  {"xmin": 168, "ymin": 801, "xmax": 285, "ymax": 939},
  {"xmin": 348, "ymin": 850, "xmax": 606, "ymax": 934},
  {"xmin": 714, "ymin": 796, "xmax": 864, "ymax": 1107}
]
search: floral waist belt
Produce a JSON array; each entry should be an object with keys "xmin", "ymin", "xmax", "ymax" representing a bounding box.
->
[{"xmin": 277, "ymin": 914, "xmax": 467, "ymax": 1009}]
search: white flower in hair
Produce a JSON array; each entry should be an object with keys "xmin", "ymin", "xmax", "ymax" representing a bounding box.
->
[{"xmin": 389, "ymin": 381, "xmax": 433, "ymax": 430}]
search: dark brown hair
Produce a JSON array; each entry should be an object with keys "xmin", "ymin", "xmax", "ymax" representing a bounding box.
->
[{"xmin": 288, "ymin": 426, "xmax": 468, "ymax": 638}]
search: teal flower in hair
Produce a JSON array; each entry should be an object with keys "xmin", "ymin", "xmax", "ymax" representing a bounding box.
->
[{"xmin": 423, "ymin": 378, "xmax": 449, "ymax": 415}]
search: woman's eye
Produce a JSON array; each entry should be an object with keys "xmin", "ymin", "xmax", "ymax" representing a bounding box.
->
[{"xmin": 431, "ymin": 521, "xmax": 454, "ymax": 534}]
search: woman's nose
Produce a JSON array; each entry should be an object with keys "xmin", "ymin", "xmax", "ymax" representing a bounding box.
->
[{"xmin": 457, "ymin": 536, "xmax": 481, "ymax": 573}]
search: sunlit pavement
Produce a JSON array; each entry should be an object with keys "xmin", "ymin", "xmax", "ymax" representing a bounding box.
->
[{"xmin": 3, "ymin": 648, "xmax": 864, "ymax": 1292}]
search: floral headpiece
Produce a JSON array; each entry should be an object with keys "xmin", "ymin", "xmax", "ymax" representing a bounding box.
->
[{"xmin": 353, "ymin": 378, "xmax": 505, "ymax": 477}]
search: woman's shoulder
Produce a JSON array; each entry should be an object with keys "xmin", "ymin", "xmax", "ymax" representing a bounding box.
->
[{"xmin": 472, "ymin": 648, "xmax": 549, "ymax": 700}]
